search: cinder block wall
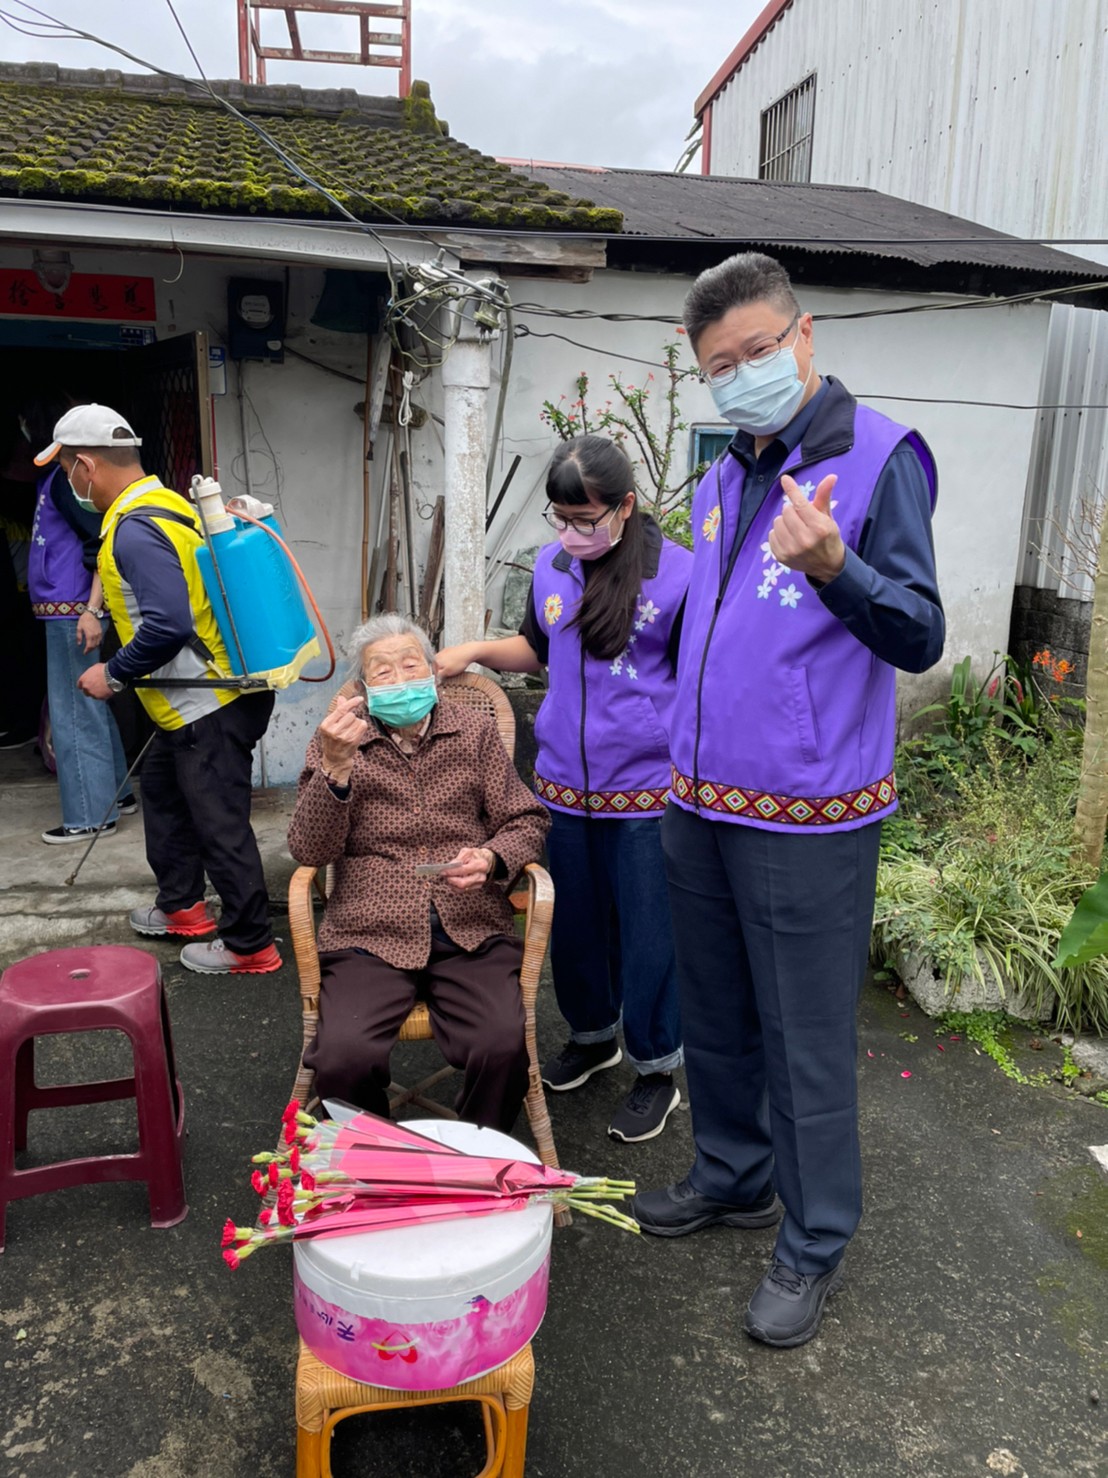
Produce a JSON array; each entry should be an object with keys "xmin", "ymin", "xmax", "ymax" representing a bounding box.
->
[{"xmin": 1009, "ymin": 586, "xmax": 1090, "ymax": 696}]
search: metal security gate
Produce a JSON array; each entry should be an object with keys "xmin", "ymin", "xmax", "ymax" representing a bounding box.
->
[{"xmin": 117, "ymin": 331, "xmax": 212, "ymax": 495}]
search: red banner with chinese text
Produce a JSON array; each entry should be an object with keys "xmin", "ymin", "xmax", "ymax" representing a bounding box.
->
[{"xmin": 0, "ymin": 271, "xmax": 156, "ymax": 321}]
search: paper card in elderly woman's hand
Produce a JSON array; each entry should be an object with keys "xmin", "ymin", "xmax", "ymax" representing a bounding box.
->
[{"xmin": 413, "ymin": 862, "xmax": 453, "ymax": 877}]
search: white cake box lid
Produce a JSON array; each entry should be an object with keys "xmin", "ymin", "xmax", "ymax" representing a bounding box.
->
[{"xmin": 293, "ymin": 1120, "xmax": 553, "ymax": 1326}]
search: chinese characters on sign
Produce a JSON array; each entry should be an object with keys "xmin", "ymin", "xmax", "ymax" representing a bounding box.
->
[{"xmin": 0, "ymin": 271, "xmax": 156, "ymax": 321}]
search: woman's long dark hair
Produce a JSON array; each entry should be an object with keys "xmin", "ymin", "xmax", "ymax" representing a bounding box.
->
[{"xmin": 547, "ymin": 435, "xmax": 645, "ymax": 661}]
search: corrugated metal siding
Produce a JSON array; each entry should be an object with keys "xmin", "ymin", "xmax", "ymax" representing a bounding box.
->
[
  {"xmin": 708, "ymin": 0, "xmax": 1108, "ymax": 266},
  {"xmin": 1021, "ymin": 304, "xmax": 1108, "ymax": 599}
]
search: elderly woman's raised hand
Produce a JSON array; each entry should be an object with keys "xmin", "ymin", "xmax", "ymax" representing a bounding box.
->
[{"xmin": 318, "ymin": 694, "xmax": 369, "ymax": 785}]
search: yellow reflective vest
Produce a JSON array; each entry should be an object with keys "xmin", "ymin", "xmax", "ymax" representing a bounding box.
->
[{"xmin": 98, "ymin": 477, "xmax": 239, "ymax": 731}]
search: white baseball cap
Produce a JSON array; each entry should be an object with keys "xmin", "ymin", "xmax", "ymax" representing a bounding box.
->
[{"xmin": 34, "ymin": 403, "xmax": 142, "ymax": 466}]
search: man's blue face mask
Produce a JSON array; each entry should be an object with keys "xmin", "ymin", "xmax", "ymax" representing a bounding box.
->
[
  {"xmin": 363, "ymin": 675, "xmax": 438, "ymax": 729},
  {"xmin": 708, "ymin": 345, "xmax": 812, "ymax": 436}
]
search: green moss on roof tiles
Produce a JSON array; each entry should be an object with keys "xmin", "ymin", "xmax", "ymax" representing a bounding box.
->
[{"xmin": 0, "ymin": 68, "xmax": 623, "ymax": 233}]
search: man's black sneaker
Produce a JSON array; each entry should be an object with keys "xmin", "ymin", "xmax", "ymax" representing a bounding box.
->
[
  {"xmin": 541, "ymin": 1038, "xmax": 622, "ymax": 1091},
  {"xmin": 744, "ymin": 1259, "xmax": 845, "ymax": 1348},
  {"xmin": 119, "ymin": 794, "xmax": 139, "ymax": 816},
  {"xmin": 41, "ymin": 822, "xmax": 118, "ymax": 845},
  {"xmin": 631, "ymin": 1175, "xmax": 782, "ymax": 1237},
  {"xmin": 608, "ymin": 1073, "xmax": 680, "ymax": 1142}
]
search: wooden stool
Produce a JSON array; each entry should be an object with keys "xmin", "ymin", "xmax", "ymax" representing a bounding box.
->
[
  {"xmin": 295, "ymin": 1340, "xmax": 535, "ymax": 1478},
  {"xmin": 0, "ymin": 945, "xmax": 187, "ymax": 1252}
]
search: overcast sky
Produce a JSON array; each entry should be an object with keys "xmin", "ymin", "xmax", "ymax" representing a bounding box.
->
[{"xmin": 0, "ymin": 0, "xmax": 763, "ymax": 170}]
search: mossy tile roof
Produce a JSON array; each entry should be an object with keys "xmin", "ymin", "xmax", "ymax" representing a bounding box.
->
[{"xmin": 0, "ymin": 63, "xmax": 623, "ymax": 232}]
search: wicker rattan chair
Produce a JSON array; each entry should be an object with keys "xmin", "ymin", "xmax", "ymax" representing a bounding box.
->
[
  {"xmin": 294, "ymin": 1338, "xmax": 535, "ymax": 1478},
  {"xmin": 286, "ymin": 672, "xmax": 567, "ymax": 1219}
]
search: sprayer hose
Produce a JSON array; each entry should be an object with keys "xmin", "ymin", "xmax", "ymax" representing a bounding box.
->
[{"xmin": 227, "ymin": 507, "xmax": 337, "ymax": 683}]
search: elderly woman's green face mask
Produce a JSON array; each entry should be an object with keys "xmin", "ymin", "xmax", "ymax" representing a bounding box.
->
[{"xmin": 361, "ymin": 634, "xmax": 438, "ymax": 729}]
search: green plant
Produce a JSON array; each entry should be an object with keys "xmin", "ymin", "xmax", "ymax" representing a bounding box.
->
[
  {"xmin": 907, "ymin": 654, "xmax": 1047, "ymax": 783},
  {"xmin": 1054, "ymin": 868, "xmax": 1108, "ymax": 969},
  {"xmin": 938, "ymin": 1010, "xmax": 1028, "ymax": 1083},
  {"xmin": 539, "ymin": 340, "xmax": 704, "ymax": 520},
  {"xmin": 1060, "ymin": 1047, "xmax": 1081, "ymax": 1084},
  {"xmin": 876, "ymin": 731, "xmax": 1108, "ymax": 1033}
]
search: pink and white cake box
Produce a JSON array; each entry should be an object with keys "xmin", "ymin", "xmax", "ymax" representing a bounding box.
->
[{"xmin": 293, "ymin": 1119, "xmax": 553, "ymax": 1391}]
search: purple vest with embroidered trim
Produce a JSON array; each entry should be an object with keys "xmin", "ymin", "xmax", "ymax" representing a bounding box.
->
[
  {"xmin": 532, "ymin": 534, "xmax": 692, "ymax": 816},
  {"xmin": 27, "ymin": 467, "xmax": 92, "ymax": 614},
  {"xmin": 670, "ymin": 400, "xmax": 936, "ymax": 832}
]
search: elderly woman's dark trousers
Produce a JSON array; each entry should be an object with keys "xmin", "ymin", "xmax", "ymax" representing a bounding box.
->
[
  {"xmin": 305, "ymin": 934, "xmax": 529, "ymax": 1133},
  {"xmin": 662, "ymin": 802, "xmax": 882, "ymax": 1276}
]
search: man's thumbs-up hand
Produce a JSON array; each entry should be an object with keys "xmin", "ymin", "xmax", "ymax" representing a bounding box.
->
[{"xmin": 768, "ymin": 473, "xmax": 845, "ymax": 584}]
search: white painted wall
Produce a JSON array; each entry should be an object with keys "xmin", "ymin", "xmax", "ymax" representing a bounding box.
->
[
  {"xmin": 1, "ymin": 240, "xmax": 1051, "ymax": 779},
  {"xmin": 705, "ymin": 0, "xmax": 1108, "ymax": 265},
  {"xmin": 490, "ymin": 269, "xmax": 1052, "ymax": 719}
]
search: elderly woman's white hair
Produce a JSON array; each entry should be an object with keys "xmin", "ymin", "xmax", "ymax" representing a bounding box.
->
[{"xmin": 347, "ymin": 613, "xmax": 435, "ymax": 676}]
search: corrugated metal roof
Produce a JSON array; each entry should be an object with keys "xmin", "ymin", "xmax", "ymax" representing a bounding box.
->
[{"xmin": 518, "ymin": 164, "xmax": 1108, "ymax": 282}]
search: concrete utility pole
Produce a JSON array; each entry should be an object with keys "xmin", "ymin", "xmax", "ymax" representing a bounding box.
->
[{"xmin": 440, "ymin": 298, "xmax": 494, "ymax": 646}]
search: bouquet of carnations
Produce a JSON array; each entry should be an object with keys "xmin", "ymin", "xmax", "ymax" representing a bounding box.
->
[{"xmin": 221, "ymin": 1102, "xmax": 639, "ymax": 1268}]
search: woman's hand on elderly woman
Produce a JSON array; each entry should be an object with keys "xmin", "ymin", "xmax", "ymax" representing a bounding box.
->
[
  {"xmin": 318, "ymin": 694, "xmax": 370, "ymax": 785},
  {"xmin": 442, "ymin": 847, "xmax": 497, "ymax": 890}
]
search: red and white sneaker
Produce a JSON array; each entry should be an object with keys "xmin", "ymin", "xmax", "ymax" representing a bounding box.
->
[
  {"xmin": 130, "ymin": 901, "xmax": 218, "ymax": 938},
  {"xmin": 179, "ymin": 939, "xmax": 283, "ymax": 975}
]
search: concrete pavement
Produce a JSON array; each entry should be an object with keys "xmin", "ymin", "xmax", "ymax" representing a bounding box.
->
[{"xmin": 1, "ymin": 756, "xmax": 1107, "ymax": 1477}]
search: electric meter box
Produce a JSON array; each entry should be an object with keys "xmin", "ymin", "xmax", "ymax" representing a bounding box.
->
[{"xmin": 227, "ymin": 277, "xmax": 285, "ymax": 362}]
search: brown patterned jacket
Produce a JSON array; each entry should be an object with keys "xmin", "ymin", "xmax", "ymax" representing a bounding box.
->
[{"xmin": 287, "ymin": 699, "xmax": 550, "ymax": 969}]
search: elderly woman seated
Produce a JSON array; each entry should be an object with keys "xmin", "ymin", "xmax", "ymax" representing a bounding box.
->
[{"xmin": 288, "ymin": 614, "xmax": 551, "ymax": 1133}]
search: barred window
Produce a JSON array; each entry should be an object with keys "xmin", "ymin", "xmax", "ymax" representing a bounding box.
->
[{"xmin": 759, "ymin": 73, "xmax": 816, "ymax": 183}]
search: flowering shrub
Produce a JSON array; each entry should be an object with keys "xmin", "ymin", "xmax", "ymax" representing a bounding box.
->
[{"xmin": 539, "ymin": 339, "xmax": 702, "ymax": 540}]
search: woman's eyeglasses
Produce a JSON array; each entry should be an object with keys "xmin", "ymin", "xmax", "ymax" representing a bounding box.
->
[{"xmin": 542, "ymin": 506, "xmax": 618, "ymax": 537}]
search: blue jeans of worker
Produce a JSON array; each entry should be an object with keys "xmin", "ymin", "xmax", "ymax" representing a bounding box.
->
[
  {"xmin": 546, "ymin": 810, "xmax": 682, "ymax": 1075},
  {"xmin": 44, "ymin": 617, "xmax": 129, "ymax": 830},
  {"xmin": 662, "ymin": 803, "xmax": 882, "ymax": 1276}
]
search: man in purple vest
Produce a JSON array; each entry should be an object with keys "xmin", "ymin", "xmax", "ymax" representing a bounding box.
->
[{"xmin": 632, "ymin": 253, "xmax": 944, "ymax": 1347}]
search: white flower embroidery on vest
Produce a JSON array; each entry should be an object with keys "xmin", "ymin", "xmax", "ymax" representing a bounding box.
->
[
  {"xmin": 779, "ymin": 583, "xmax": 802, "ymax": 609},
  {"xmin": 609, "ymin": 597, "xmax": 663, "ymax": 680},
  {"xmin": 635, "ymin": 599, "xmax": 659, "ymax": 631}
]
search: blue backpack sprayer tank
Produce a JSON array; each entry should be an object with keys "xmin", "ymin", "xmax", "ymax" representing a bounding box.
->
[{"xmin": 190, "ymin": 476, "xmax": 328, "ymax": 687}]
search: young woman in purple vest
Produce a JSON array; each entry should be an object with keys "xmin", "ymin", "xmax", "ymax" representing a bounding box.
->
[
  {"xmin": 437, "ymin": 435, "xmax": 692, "ymax": 1143},
  {"xmin": 20, "ymin": 396, "xmax": 136, "ymax": 843},
  {"xmin": 631, "ymin": 253, "xmax": 945, "ymax": 1348}
]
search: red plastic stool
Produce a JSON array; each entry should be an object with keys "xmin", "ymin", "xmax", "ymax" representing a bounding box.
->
[{"xmin": 0, "ymin": 944, "xmax": 187, "ymax": 1252}]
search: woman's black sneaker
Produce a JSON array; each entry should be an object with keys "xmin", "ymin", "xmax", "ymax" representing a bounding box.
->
[{"xmin": 541, "ymin": 1038, "xmax": 622, "ymax": 1091}]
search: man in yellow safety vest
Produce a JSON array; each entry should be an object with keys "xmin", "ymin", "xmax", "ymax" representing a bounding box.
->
[{"xmin": 36, "ymin": 403, "xmax": 281, "ymax": 976}]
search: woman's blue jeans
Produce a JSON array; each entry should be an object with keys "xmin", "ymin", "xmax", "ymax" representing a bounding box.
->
[
  {"xmin": 546, "ymin": 809, "xmax": 682, "ymax": 1074},
  {"xmin": 44, "ymin": 618, "xmax": 129, "ymax": 829}
]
